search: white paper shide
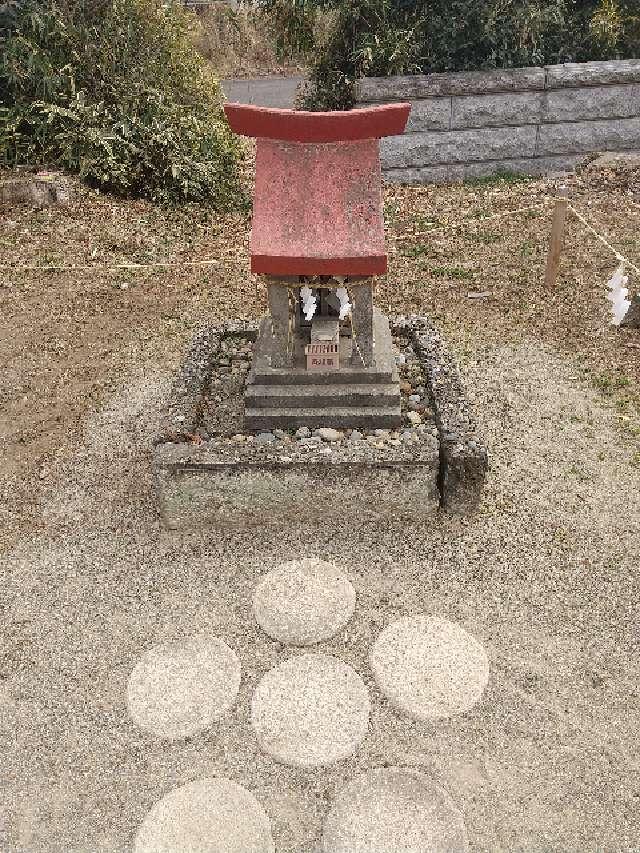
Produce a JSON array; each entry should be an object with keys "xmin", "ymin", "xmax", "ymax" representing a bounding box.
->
[{"xmin": 606, "ymin": 264, "xmax": 631, "ymax": 326}]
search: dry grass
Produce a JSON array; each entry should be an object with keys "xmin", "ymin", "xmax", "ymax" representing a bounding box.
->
[{"xmin": 189, "ymin": 2, "xmax": 307, "ymax": 79}]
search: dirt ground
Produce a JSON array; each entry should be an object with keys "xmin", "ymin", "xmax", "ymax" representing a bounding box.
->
[{"xmin": 1, "ymin": 162, "xmax": 639, "ymax": 851}]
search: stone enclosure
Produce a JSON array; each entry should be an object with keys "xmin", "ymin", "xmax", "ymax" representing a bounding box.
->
[
  {"xmin": 153, "ymin": 317, "xmax": 487, "ymax": 529},
  {"xmin": 356, "ymin": 59, "xmax": 640, "ymax": 183}
]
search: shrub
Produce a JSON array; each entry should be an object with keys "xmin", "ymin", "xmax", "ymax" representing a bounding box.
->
[
  {"xmin": 254, "ymin": 0, "xmax": 640, "ymax": 109},
  {"xmin": 0, "ymin": 0, "xmax": 245, "ymax": 206}
]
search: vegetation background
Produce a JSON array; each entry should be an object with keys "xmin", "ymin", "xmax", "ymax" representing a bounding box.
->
[
  {"xmin": 252, "ymin": 0, "xmax": 640, "ymax": 108},
  {"xmin": 0, "ymin": 0, "xmax": 244, "ymax": 204},
  {"xmin": 1, "ymin": 0, "xmax": 639, "ymax": 200}
]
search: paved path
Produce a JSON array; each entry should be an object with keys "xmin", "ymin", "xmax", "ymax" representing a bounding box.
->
[{"xmin": 2, "ymin": 336, "xmax": 639, "ymax": 851}]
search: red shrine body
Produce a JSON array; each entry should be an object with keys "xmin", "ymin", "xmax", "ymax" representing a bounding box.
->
[{"xmin": 223, "ymin": 103, "xmax": 411, "ymax": 276}]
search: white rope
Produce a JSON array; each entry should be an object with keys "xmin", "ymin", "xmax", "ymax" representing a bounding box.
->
[
  {"xmin": 1, "ymin": 257, "xmax": 224, "ymax": 273},
  {"xmin": 568, "ymin": 203, "xmax": 640, "ymax": 278},
  {"xmin": 393, "ymin": 199, "xmax": 554, "ymax": 242}
]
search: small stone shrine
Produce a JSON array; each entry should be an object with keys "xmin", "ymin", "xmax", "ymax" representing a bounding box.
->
[
  {"xmin": 224, "ymin": 102, "xmax": 411, "ymax": 431},
  {"xmin": 153, "ymin": 103, "xmax": 488, "ymax": 529}
]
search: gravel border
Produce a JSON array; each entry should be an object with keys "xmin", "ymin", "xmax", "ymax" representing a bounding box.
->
[{"xmin": 156, "ymin": 322, "xmax": 257, "ymax": 444}]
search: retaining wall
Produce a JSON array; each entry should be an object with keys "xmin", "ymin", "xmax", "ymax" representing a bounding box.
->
[{"xmin": 355, "ymin": 59, "xmax": 640, "ymax": 183}]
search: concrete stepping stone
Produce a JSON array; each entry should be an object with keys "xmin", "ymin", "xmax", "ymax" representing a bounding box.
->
[
  {"xmin": 134, "ymin": 778, "xmax": 274, "ymax": 853},
  {"xmin": 370, "ymin": 616, "xmax": 489, "ymax": 721},
  {"xmin": 251, "ymin": 653, "xmax": 370, "ymax": 768},
  {"xmin": 252, "ymin": 558, "xmax": 356, "ymax": 646},
  {"xmin": 321, "ymin": 767, "xmax": 469, "ymax": 852},
  {"xmin": 127, "ymin": 634, "xmax": 241, "ymax": 740}
]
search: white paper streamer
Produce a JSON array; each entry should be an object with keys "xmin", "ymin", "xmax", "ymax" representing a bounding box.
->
[
  {"xmin": 606, "ymin": 263, "xmax": 631, "ymax": 326},
  {"xmin": 300, "ymin": 285, "xmax": 317, "ymax": 322},
  {"xmin": 336, "ymin": 287, "xmax": 351, "ymax": 320}
]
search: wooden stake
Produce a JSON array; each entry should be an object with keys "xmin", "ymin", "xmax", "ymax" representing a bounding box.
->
[{"xmin": 544, "ymin": 186, "xmax": 569, "ymax": 288}]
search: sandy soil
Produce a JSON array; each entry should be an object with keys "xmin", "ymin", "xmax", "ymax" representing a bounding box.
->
[{"xmin": 1, "ymin": 164, "xmax": 639, "ymax": 851}]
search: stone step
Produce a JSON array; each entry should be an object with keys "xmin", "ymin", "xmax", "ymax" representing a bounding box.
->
[
  {"xmin": 248, "ymin": 365, "xmax": 395, "ymax": 386},
  {"xmin": 245, "ymin": 382, "xmax": 401, "ymax": 409},
  {"xmin": 244, "ymin": 406, "xmax": 402, "ymax": 431}
]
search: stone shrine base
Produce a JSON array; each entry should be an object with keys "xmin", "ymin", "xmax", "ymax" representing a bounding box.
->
[
  {"xmin": 245, "ymin": 309, "xmax": 402, "ymax": 431},
  {"xmin": 153, "ymin": 317, "xmax": 488, "ymax": 530}
]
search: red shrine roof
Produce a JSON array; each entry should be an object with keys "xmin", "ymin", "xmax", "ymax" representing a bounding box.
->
[{"xmin": 224, "ymin": 103, "xmax": 411, "ymax": 276}]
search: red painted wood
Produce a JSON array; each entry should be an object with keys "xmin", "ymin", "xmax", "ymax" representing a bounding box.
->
[
  {"xmin": 251, "ymin": 254, "xmax": 387, "ymax": 276},
  {"xmin": 224, "ymin": 102, "xmax": 410, "ymax": 142},
  {"xmin": 250, "ymin": 138, "xmax": 387, "ymax": 276}
]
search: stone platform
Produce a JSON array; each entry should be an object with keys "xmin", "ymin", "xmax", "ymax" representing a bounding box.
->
[
  {"xmin": 245, "ymin": 310, "xmax": 402, "ymax": 430},
  {"xmin": 153, "ymin": 317, "xmax": 488, "ymax": 529}
]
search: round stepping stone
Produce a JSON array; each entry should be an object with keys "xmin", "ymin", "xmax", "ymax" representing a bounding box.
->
[
  {"xmin": 127, "ymin": 634, "xmax": 240, "ymax": 740},
  {"xmin": 370, "ymin": 616, "xmax": 489, "ymax": 721},
  {"xmin": 321, "ymin": 767, "xmax": 469, "ymax": 852},
  {"xmin": 253, "ymin": 558, "xmax": 356, "ymax": 646},
  {"xmin": 251, "ymin": 653, "xmax": 370, "ymax": 768},
  {"xmin": 134, "ymin": 778, "xmax": 274, "ymax": 853}
]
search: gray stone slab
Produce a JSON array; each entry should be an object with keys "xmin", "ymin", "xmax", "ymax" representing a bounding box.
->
[
  {"xmin": 0, "ymin": 172, "xmax": 72, "ymax": 205},
  {"xmin": 221, "ymin": 76, "xmax": 305, "ymax": 108},
  {"xmin": 544, "ymin": 84, "xmax": 640, "ymax": 124},
  {"xmin": 383, "ymin": 154, "xmax": 588, "ymax": 184},
  {"xmin": 321, "ymin": 768, "xmax": 469, "ymax": 853},
  {"xmin": 243, "ymin": 405, "xmax": 402, "ymax": 431},
  {"xmin": 406, "ymin": 97, "xmax": 451, "ymax": 132},
  {"xmin": 356, "ymin": 67, "xmax": 545, "ymax": 102},
  {"xmin": 369, "ymin": 616, "xmax": 489, "ymax": 721},
  {"xmin": 134, "ymin": 778, "xmax": 275, "ymax": 853},
  {"xmin": 252, "ymin": 558, "xmax": 356, "ymax": 646},
  {"xmin": 451, "ymin": 91, "xmax": 543, "ymax": 129},
  {"xmin": 250, "ymin": 654, "xmax": 370, "ymax": 768},
  {"xmin": 538, "ymin": 116, "xmax": 640, "ymax": 156},
  {"xmin": 380, "ymin": 125, "xmax": 538, "ymax": 168},
  {"xmin": 154, "ymin": 452, "xmax": 440, "ymax": 530},
  {"xmin": 245, "ymin": 382, "xmax": 401, "ymax": 410},
  {"xmin": 127, "ymin": 636, "xmax": 241, "ymax": 740},
  {"xmin": 390, "ymin": 97, "xmax": 452, "ymax": 132},
  {"xmin": 545, "ymin": 59, "xmax": 640, "ymax": 89}
]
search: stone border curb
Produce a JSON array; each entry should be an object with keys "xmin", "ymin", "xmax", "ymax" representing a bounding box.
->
[
  {"xmin": 393, "ymin": 315, "xmax": 488, "ymax": 512},
  {"xmin": 0, "ymin": 172, "xmax": 72, "ymax": 206},
  {"xmin": 153, "ymin": 317, "xmax": 487, "ymax": 524},
  {"xmin": 156, "ymin": 321, "xmax": 257, "ymax": 444}
]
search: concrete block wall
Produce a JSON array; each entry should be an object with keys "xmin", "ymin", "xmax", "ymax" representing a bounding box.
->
[{"xmin": 355, "ymin": 60, "xmax": 640, "ymax": 183}]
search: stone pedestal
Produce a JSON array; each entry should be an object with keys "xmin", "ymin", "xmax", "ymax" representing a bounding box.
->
[
  {"xmin": 350, "ymin": 283, "xmax": 374, "ymax": 367},
  {"xmin": 244, "ymin": 309, "xmax": 402, "ymax": 430}
]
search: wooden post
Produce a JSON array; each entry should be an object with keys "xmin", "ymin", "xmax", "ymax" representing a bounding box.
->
[{"xmin": 544, "ymin": 186, "xmax": 569, "ymax": 288}]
